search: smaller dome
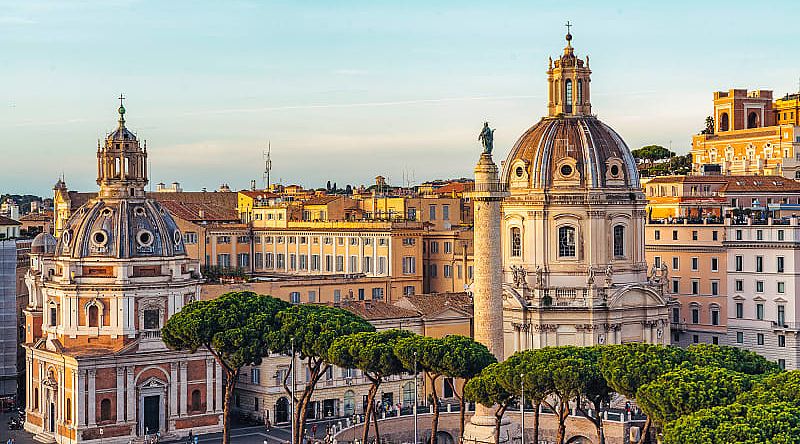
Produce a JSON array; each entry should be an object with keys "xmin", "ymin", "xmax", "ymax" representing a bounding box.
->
[{"xmin": 31, "ymin": 232, "xmax": 57, "ymax": 255}]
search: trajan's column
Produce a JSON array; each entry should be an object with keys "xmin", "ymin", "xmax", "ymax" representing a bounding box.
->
[{"xmin": 463, "ymin": 123, "xmax": 510, "ymax": 443}]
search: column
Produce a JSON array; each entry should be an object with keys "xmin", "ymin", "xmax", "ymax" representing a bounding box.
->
[
  {"xmin": 77, "ymin": 369, "xmax": 86, "ymax": 426},
  {"xmin": 58, "ymin": 368, "xmax": 65, "ymax": 422},
  {"xmin": 215, "ymin": 363, "xmax": 223, "ymax": 412},
  {"xmin": 87, "ymin": 369, "xmax": 96, "ymax": 426},
  {"xmin": 179, "ymin": 362, "xmax": 188, "ymax": 416},
  {"xmin": 126, "ymin": 366, "xmax": 135, "ymax": 422},
  {"xmin": 72, "ymin": 370, "xmax": 78, "ymax": 427},
  {"xmin": 205, "ymin": 359, "xmax": 214, "ymax": 413},
  {"xmin": 116, "ymin": 367, "xmax": 125, "ymax": 422},
  {"xmin": 169, "ymin": 363, "xmax": 178, "ymax": 418}
]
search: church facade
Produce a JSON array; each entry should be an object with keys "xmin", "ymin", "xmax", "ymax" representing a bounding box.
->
[
  {"xmin": 23, "ymin": 103, "xmax": 223, "ymax": 443},
  {"xmin": 498, "ymin": 33, "xmax": 671, "ymax": 356}
]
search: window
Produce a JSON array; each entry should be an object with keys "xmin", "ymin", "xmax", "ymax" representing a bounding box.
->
[
  {"xmin": 672, "ymin": 257, "xmax": 679, "ymax": 270},
  {"xmin": 312, "ymin": 254, "xmax": 320, "ymax": 271},
  {"xmin": 736, "ymin": 230, "xmax": 742, "ymax": 240},
  {"xmin": 735, "ymin": 255, "xmax": 743, "ymax": 271},
  {"xmin": 299, "ymin": 255, "xmax": 308, "ymax": 270},
  {"xmin": 672, "ymin": 332, "xmax": 680, "ymax": 342},
  {"xmin": 429, "ymin": 241, "xmax": 439, "ymax": 254},
  {"xmin": 217, "ymin": 254, "xmax": 231, "ymax": 268},
  {"xmin": 692, "ymin": 280, "xmax": 699, "ymax": 295},
  {"xmin": 335, "ymin": 255, "xmax": 344, "ymax": 272},
  {"xmin": 402, "ymin": 257, "xmax": 416, "ymax": 274},
  {"xmin": 671, "ymin": 279, "xmax": 679, "ymax": 294},
  {"xmin": 757, "ymin": 303, "xmax": 765, "ymax": 320},
  {"xmin": 49, "ymin": 306, "xmax": 57, "ymax": 326},
  {"xmin": 349, "ymin": 255, "xmax": 358, "ymax": 273},
  {"xmin": 692, "ymin": 308, "xmax": 699, "ymax": 324},
  {"xmin": 778, "ymin": 257, "xmax": 785, "ymax": 273},
  {"xmin": 184, "ymin": 232, "xmax": 198, "ymax": 244},
  {"xmin": 778, "ymin": 230, "xmax": 785, "ymax": 241},
  {"xmin": 779, "ymin": 359, "xmax": 786, "ymax": 370},
  {"xmin": 613, "ymin": 225, "xmax": 625, "ymax": 257},
  {"xmin": 66, "ymin": 398, "xmax": 72, "ymax": 422},
  {"xmin": 337, "ymin": 237, "xmax": 344, "ymax": 246},
  {"xmin": 654, "ymin": 256, "xmax": 662, "ymax": 268},
  {"xmin": 143, "ymin": 309, "xmax": 160, "ymax": 330},
  {"xmin": 237, "ymin": 253, "xmax": 250, "ymax": 268},
  {"xmin": 308, "ymin": 291, "xmax": 316, "ymax": 303},
  {"xmin": 343, "ymin": 390, "xmax": 355, "ymax": 416},
  {"xmin": 778, "ymin": 282, "xmax": 785, "ymax": 293},
  {"xmin": 711, "ymin": 257, "xmax": 718, "ymax": 272},
  {"xmin": 403, "ymin": 382, "xmax": 415, "ymax": 406},
  {"xmin": 378, "ymin": 257, "xmax": 387, "ymax": 274},
  {"xmin": 712, "ymin": 336, "xmax": 719, "ymax": 345},
  {"xmin": 712, "ymin": 231, "xmax": 718, "ymax": 241},
  {"xmin": 88, "ymin": 305, "xmax": 99, "ymax": 327},
  {"xmin": 756, "ymin": 256, "xmax": 763, "ymax": 272},
  {"xmin": 778, "ymin": 305, "xmax": 786, "ymax": 326},
  {"xmin": 403, "ymin": 285, "xmax": 415, "ymax": 295},
  {"xmin": 290, "ymin": 292, "xmax": 300, "ymax": 304},
  {"xmin": 577, "ymin": 79, "xmax": 583, "ymax": 103},
  {"xmin": 692, "ymin": 230, "xmax": 698, "ymax": 241},
  {"xmin": 403, "ymin": 238, "xmax": 416, "ymax": 246},
  {"xmin": 691, "ymin": 257, "xmax": 699, "ymax": 271},
  {"xmin": 358, "ymin": 289, "xmax": 365, "ymax": 300},
  {"xmin": 736, "ymin": 332, "xmax": 744, "ymax": 343},
  {"xmin": 255, "ymin": 253, "xmax": 263, "ymax": 269},
  {"xmin": 711, "ymin": 281, "xmax": 719, "ymax": 296},
  {"xmin": 237, "ymin": 236, "xmax": 249, "ymax": 244},
  {"xmin": 371, "ymin": 288, "xmax": 384, "ymax": 300},
  {"xmin": 654, "ymin": 230, "xmax": 661, "ymax": 240},
  {"xmin": 251, "ymin": 368, "xmax": 261, "ymax": 384},
  {"xmin": 444, "ymin": 241, "xmax": 453, "ymax": 253},
  {"xmin": 266, "ymin": 253, "xmax": 274, "ymax": 269},
  {"xmin": 757, "ymin": 333, "xmax": 764, "ymax": 345},
  {"xmin": 429, "ymin": 264, "xmax": 438, "ymax": 278},
  {"xmin": 325, "ymin": 255, "xmax": 333, "ymax": 272},
  {"xmin": 720, "ymin": 112, "xmax": 729, "ymax": 131},
  {"xmin": 100, "ymin": 399, "xmax": 111, "ymax": 421},
  {"xmin": 333, "ymin": 290, "xmax": 341, "ymax": 303},
  {"xmin": 558, "ymin": 226, "xmax": 576, "ymax": 257},
  {"xmin": 444, "ymin": 264, "xmax": 453, "ymax": 278},
  {"xmin": 363, "ymin": 256, "xmax": 372, "ymax": 273},
  {"xmin": 564, "ymin": 79, "xmax": 573, "ymax": 113},
  {"xmin": 692, "ymin": 335, "xmax": 699, "ymax": 344},
  {"xmin": 276, "ymin": 254, "xmax": 285, "ymax": 269},
  {"xmin": 510, "ymin": 227, "xmax": 522, "ymax": 257},
  {"xmin": 672, "ymin": 307, "xmax": 680, "ymax": 323},
  {"xmin": 756, "ymin": 281, "xmax": 764, "ymax": 293},
  {"xmin": 735, "ymin": 280, "xmax": 743, "ymax": 291},
  {"xmin": 711, "ymin": 310, "xmax": 720, "ymax": 326},
  {"xmin": 779, "ymin": 335, "xmax": 786, "ymax": 347},
  {"xmin": 442, "ymin": 205, "xmax": 450, "ymax": 221},
  {"xmin": 217, "ymin": 236, "xmax": 231, "ymax": 244},
  {"xmin": 736, "ymin": 303, "xmax": 743, "ymax": 319},
  {"xmin": 673, "ymin": 230, "xmax": 678, "ymax": 241},
  {"xmin": 429, "ymin": 205, "xmax": 437, "ymax": 221},
  {"xmin": 756, "ymin": 230, "xmax": 764, "ymax": 241},
  {"xmin": 289, "ymin": 254, "xmax": 297, "ymax": 270}
]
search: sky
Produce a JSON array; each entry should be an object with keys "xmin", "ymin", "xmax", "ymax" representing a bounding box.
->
[{"xmin": 1, "ymin": 0, "xmax": 798, "ymax": 196}]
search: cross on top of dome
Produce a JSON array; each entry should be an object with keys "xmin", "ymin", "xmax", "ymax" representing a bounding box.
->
[{"xmin": 117, "ymin": 93, "xmax": 126, "ymax": 127}]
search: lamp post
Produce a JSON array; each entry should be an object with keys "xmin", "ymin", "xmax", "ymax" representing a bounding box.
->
[
  {"xmin": 520, "ymin": 374, "xmax": 525, "ymax": 444},
  {"xmin": 413, "ymin": 351, "xmax": 418, "ymax": 444},
  {"xmin": 291, "ymin": 337, "xmax": 296, "ymax": 444}
]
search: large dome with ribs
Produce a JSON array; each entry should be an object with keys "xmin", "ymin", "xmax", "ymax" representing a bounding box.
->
[
  {"xmin": 55, "ymin": 198, "xmax": 186, "ymax": 259},
  {"xmin": 502, "ymin": 115, "xmax": 639, "ymax": 190}
]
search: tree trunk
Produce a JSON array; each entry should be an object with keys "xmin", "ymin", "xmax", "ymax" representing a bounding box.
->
[
  {"xmin": 642, "ymin": 416, "xmax": 653, "ymax": 444},
  {"xmin": 222, "ymin": 369, "xmax": 238, "ymax": 444},
  {"xmin": 555, "ymin": 399, "xmax": 568, "ymax": 444},
  {"xmin": 362, "ymin": 383, "xmax": 379, "ymax": 444},
  {"xmin": 493, "ymin": 405, "xmax": 507, "ymax": 444},
  {"xmin": 430, "ymin": 375, "xmax": 440, "ymax": 444},
  {"xmin": 532, "ymin": 403, "xmax": 540, "ymax": 444},
  {"xmin": 372, "ymin": 398, "xmax": 381, "ymax": 444},
  {"xmin": 293, "ymin": 361, "xmax": 328, "ymax": 444}
]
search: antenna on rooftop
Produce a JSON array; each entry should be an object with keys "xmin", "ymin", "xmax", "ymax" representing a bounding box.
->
[{"xmin": 263, "ymin": 141, "xmax": 273, "ymax": 190}]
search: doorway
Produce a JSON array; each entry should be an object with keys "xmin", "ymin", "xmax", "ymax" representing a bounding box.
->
[
  {"xmin": 49, "ymin": 403, "xmax": 55, "ymax": 432},
  {"xmin": 144, "ymin": 396, "xmax": 160, "ymax": 435},
  {"xmin": 275, "ymin": 397, "xmax": 289, "ymax": 424}
]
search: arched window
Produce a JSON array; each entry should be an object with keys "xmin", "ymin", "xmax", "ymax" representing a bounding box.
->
[
  {"xmin": 613, "ymin": 225, "xmax": 625, "ymax": 257},
  {"xmin": 719, "ymin": 112, "xmax": 729, "ymax": 131},
  {"xmin": 343, "ymin": 390, "xmax": 355, "ymax": 416},
  {"xmin": 402, "ymin": 382, "xmax": 415, "ymax": 407},
  {"xmin": 577, "ymin": 79, "xmax": 583, "ymax": 104},
  {"xmin": 88, "ymin": 305, "xmax": 99, "ymax": 327},
  {"xmin": 564, "ymin": 79, "xmax": 573, "ymax": 113},
  {"xmin": 558, "ymin": 226, "xmax": 576, "ymax": 258},
  {"xmin": 66, "ymin": 398, "xmax": 72, "ymax": 422},
  {"xmin": 748, "ymin": 112, "xmax": 759, "ymax": 129},
  {"xmin": 100, "ymin": 398, "xmax": 111, "ymax": 421},
  {"xmin": 510, "ymin": 227, "xmax": 522, "ymax": 257},
  {"xmin": 191, "ymin": 389, "xmax": 201, "ymax": 411}
]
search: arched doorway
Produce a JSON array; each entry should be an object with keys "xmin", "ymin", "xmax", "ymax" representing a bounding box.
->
[
  {"xmin": 748, "ymin": 112, "xmax": 759, "ymax": 128},
  {"xmin": 275, "ymin": 397, "xmax": 289, "ymax": 424},
  {"xmin": 719, "ymin": 112, "xmax": 729, "ymax": 131},
  {"xmin": 49, "ymin": 402, "xmax": 56, "ymax": 432},
  {"xmin": 567, "ymin": 436, "xmax": 593, "ymax": 444}
]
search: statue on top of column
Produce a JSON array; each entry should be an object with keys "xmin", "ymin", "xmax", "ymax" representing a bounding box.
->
[{"xmin": 478, "ymin": 122, "xmax": 495, "ymax": 155}]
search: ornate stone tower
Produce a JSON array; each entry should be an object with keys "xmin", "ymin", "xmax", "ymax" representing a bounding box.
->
[
  {"xmin": 463, "ymin": 145, "xmax": 509, "ymax": 443},
  {"xmin": 547, "ymin": 27, "xmax": 592, "ymax": 117}
]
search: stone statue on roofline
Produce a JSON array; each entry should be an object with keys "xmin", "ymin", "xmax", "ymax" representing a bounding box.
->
[{"xmin": 478, "ymin": 121, "xmax": 494, "ymax": 155}]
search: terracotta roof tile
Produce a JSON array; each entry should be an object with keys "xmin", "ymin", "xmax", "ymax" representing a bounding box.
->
[
  {"xmin": 395, "ymin": 292, "xmax": 473, "ymax": 317},
  {"xmin": 159, "ymin": 200, "xmax": 239, "ymax": 222},
  {"xmin": 0, "ymin": 215, "xmax": 21, "ymax": 226},
  {"xmin": 335, "ymin": 300, "xmax": 419, "ymax": 320}
]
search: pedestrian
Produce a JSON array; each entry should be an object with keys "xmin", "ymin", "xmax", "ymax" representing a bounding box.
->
[
  {"xmin": 311, "ymin": 424, "xmax": 317, "ymax": 438},
  {"xmin": 188, "ymin": 430, "xmax": 193, "ymax": 444}
]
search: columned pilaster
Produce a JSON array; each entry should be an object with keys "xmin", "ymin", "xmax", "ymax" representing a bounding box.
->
[
  {"xmin": 116, "ymin": 367, "xmax": 125, "ymax": 422},
  {"xmin": 77, "ymin": 369, "xmax": 86, "ymax": 426},
  {"xmin": 205, "ymin": 358, "xmax": 214, "ymax": 413},
  {"xmin": 179, "ymin": 361, "xmax": 188, "ymax": 416},
  {"xmin": 87, "ymin": 369, "xmax": 96, "ymax": 426},
  {"xmin": 126, "ymin": 366, "xmax": 135, "ymax": 422},
  {"xmin": 215, "ymin": 363, "xmax": 223, "ymax": 412},
  {"xmin": 169, "ymin": 363, "xmax": 178, "ymax": 418}
]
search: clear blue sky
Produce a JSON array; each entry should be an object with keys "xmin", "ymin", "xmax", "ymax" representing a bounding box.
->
[{"xmin": 1, "ymin": 0, "xmax": 797, "ymax": 196}]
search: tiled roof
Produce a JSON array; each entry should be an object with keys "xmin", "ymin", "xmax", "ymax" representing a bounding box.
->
[
  {"xmin": 337, "ymin": 300, "xmax": 419, "ymax": 321},
  {"xmin": 149, "ymin": 191, "xmax": 238, "ymax": 209},
  {"xmin": 158, "ymin": 200, "xmax": 239, "ymax": 222},
  {"xmin": 432, "ymin": 181, "xmax": 473, "ymax": 195},
  {"xmin": 395, "ymin": 292, "xmax": 473, "ymax": 317},
  {"xmin": 0, "ymin": 215, "xmax": 21, "ymax": 226},
  {"xmin": 67, "ymin": 191, "xmax": 96, "ymax": 207},
  {"xmin": 644, "ymin": 175, "xmax": 800, "ymax": 192},
  {"xmin": 238, "ymin": 190, "xmax": 280, "ymax": 200},
  {"xmin": 303, "ymin": 195, "xmax": 341, "ymax": 206},
  {"xmin": 19, "ymin": 213, "xmax": 51, "ymax": 222}
]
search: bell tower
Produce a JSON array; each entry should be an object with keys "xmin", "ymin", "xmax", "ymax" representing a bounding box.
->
[
  {"xmin": 97, "ymin": 95, "xmax": 148, "ymax": 199},
  {"xmin": 547, "ymin": 23, "xmax": 592, "ymax": 117}
]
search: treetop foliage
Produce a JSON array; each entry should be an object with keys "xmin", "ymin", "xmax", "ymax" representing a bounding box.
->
[
  {"xmin": 663, "ymin": 402, "xmax": 800, "ymax": 444},
  {"xmin": 275, "ymin": 303, "xmax": 375, "ymax": 360}
]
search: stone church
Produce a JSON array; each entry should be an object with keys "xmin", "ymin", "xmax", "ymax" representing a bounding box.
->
[
  {"xmin": 496, "ymin": 32, "xmax": 671, "ymax": 356},
  {"xmin": 23, "ymin": 103, "xmax": 223, "ymax": 443}
]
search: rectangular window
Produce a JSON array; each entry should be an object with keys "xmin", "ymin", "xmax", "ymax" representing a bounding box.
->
[
  {"xmin": 184, "ymin": 232, "xmax": 198, "ymax": 244},
  {"xmin": 736, "ymin": 332, "xmax": 744, "ymax": 343},
  {"xmin": 692, "ymin": 230, "xmax": 698, "ymax": 241},
  {"xmin": 333, "ymin": 290, "xmax": 341, "ymax": 303},
  {"xmin": 251, "ymin": 368, "xmax": 261, "ymax": 385},
  {"xmin": 779, "ymin": 335, "xmax": 786, "ymax": 347},
  {"xmin": 654, "ymin": 230, "xmax": 661, "ymax": 240},
  {"xmin": 442, "ymin": 204, "xmax": 450, "ymax": 221},
  {"xmin": 325, "ymin": 255, "xmax": 333, "ymax": 272},
  {"xmin": 654, "ymin": 256, "xmax": 662, "ymax": 268},
  {"xmin": 692, "ymin": 280, "xmax": 699, "ymax": 295},
  {"xmin": 735, "ymin": 255, "xmax": 743, "ymax": 271},
  {"xmin": 778, "ymin": 230, "xmax": 785, "ymax": 241},
  {"xmin": 444, "ymin": 264, "xmax": 452, "ymax": 278},
  {"xmin": 757, "ymin": 303, "xmax": 765, "ymax": 320},
  {"xmin": 778, "ymin": 282, "xmax": 785, "ymax": 293},
  {"xmin": 402, "ymin": 257, "xmax": 416, "ymax": 274},
  {"xmin": 429, "ymin": 241, "xmax": 439, "ymax": 253},
  {"xmin": 711, "ymin": 281, "xmax": 719, "ymax": 296},
  {"xmin": 736, "ymin": 303, "xmax": 743, "ymax": 319},
  {"xmin": 403, "ymin": 238, "xmax": 416, "ymax": 246},
  {"xmin": 672, "ymin": 230, "xmax": 678, "ymax": 240},
  {"xmin": 671, "ymin": 279, "xmax": 679, "ymax": 294},
  {"xmin": 429, "ymin": 264, "xmax": 438, "ymax": 278},
  {"xmin": 692, "ymin": 308, "xmax": 699, "ymax": 324},
  {"xmin": 736, "ymin": 230, "xmax": 742, "ymax": 240},
  {"xmin": 712, "ymin": 230, "xmax": 718, "ymax": 241},
  {"xmin": 778, "ymin": 257, "xmax": 785, "ymax": 273},
  {"xmin": 756, "ymin": 281, "xmax": 764, "ymax": 292},
  {"xmin": 276, "ymin": 253, "xmax": 285, "ymax": 269},
  {"xmin": 444, "ymin": 242, "xmax": 453, "ymax": 253},
  {"xmin": 255, "ymin": 253, "xmax": 264, "ymax": 269},
  {"xmin": 311, "ymin": 255, "xmax": 320, "ymax": 271},
  {"xmin": 290, "ymin": 292, "xmax": 300, "ymax": 304},
  {"xmin": 308, "ymin": 291, "xmax": 316, "ymax": 303},
  {"xmin": 299, "ymin": 255, "xmax": 308, "ymax": 270},
  {"xmin": 378, "ymin": 257, "xmax": 387, "ymax": 274},
  {"xmin": 217, "ymin": 254, "xmax": 231, "ymax": 268},
  {"xmin": 757, "ymin": 333, "xmax": 764, "ymax": 346},
  {"xmin": 692, "ymin": 334, "xmax": 699, "ymax": 344},
  {"xmin": 371, "ymin": 287, "xmax": 384, "ymax": 300},
  {"xmin": 237, "ymin": 253, "xmax": 250, "ymax": 268},
  {"xmin": 779, "ymin": 359, "xmax": 786, "ymax": 370},
  {"xmin": 778, "ymin": 305, "xmax": 786, "ymax": 326},
  {"xmin": 349, "ymin": 255, "xmax": 358, "ymax": 273},
  {"xmin": 468, "ymin": 266, "xmax": 473, "ymax": 280},
  {"xmin": 217, "ymin": 236, "xmax": 231, "ymax": 244},
  {"xmin": 756, "ymin": 256, "xmax": 763, "ymax": 272},
  {"xmin": 672, "ymin": 307, "xmax": 680, "ymax": 323},
  {"xmin": 711, "ymin": 257, "xmax": 718, "ymax": 272},
  {"xmin": 756, "ymin": 230, "xmax": 764, "ymax": 241},
  {"xmin": 237, "ymin": 236, "xmax": 250, "ymax": 244},
  {"xmin": 363, "ymin": 256, "xmax": 372, "ymax": 273},
  {"xmin": 691, "ymin": 257, "xmax": 699, "ymax": 271},
  {"xmin": 672, "ymin": 257, "xmax": 679, "ymax": 270},
  {"xmin": 429, "ymin": 205, "xmax": 437, "ymax": 221},
  {"xmin": 266, "ymin": 253, "xmax": 274, "ymax": 268},
  {"xmin": 336, "ymin": 256, "xmax": 344, "ymax": 272},
  {"xmin": 735, "ymin": 279, "xmax": 743, "ymax": 292},
  {"xmin": 711, "ymin": 310, "xmax": 720, "ymax": 326},
  {"xmin": 403, "ymin": 285, "xmax": 415, "ymax": 295},
  {"xmin": 337, "ymin": 237, "xmax": 344, "ymax": 246},
  {"xmin": 358, "ymin": 288, "xmax": 365, "ymax": 300}
]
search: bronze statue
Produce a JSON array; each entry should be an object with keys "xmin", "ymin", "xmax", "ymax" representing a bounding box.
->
[{"xmin": 478, "ymin": 122, "xmax": 495, "ymax": 154}]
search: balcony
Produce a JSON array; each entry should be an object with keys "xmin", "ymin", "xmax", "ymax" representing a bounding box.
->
[
  {"xmin": 772, "ymin": 321, "xmax": 800, "ymax": 331},
  {"xmin": 140, "ymin": 329, "xmax": 162, "ymax": 340}
]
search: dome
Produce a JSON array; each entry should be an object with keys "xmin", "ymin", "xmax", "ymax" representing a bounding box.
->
[
  {"xmin": 502, "ymin": 116, "xmax": 639, "ymax": 190},
  {"xmin": 31, "ymin": 232, "xmax": 57, "ymax": 255},
  {"xmin": 55, "ymin": 198, "xmax": 186, "ymax": 259}
]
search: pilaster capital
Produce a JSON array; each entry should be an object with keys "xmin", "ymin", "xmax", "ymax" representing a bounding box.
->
[{"xmin": 86, "ymin": 368, "xmax": 96, "ymax": 377}]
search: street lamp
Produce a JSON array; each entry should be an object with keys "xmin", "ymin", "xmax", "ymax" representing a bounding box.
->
[
  {"xmin": 520, "ymin": 374, "xmax": 525, "ymax": 444},
  {"xmin": 413, "ymin": 351, "xmax": 418, "ymax": 444},
  {"xmin": 291, "ymin": 337, "xmax": 296, "ymax": 444}
]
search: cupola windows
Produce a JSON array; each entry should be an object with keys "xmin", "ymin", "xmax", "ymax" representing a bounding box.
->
[
  {"xmin": 558, "ymin": 226, "xmax": 577, "ymax": 257},
  {"xmin": 510, "ymin": 227, "xmax": 522, "ymax": 257},
  {"xmin": 565, "ymin": 79, "xmax": 573, "ymax": 114},
  {"xmin": 613, "ymin": 225, "xmax": 625, "ymax": 257}
]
